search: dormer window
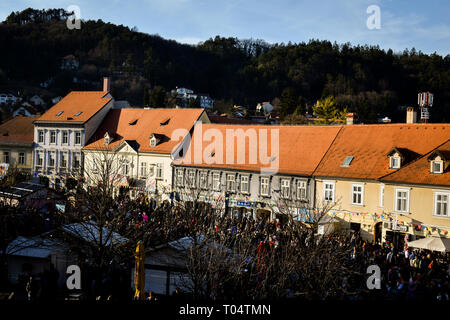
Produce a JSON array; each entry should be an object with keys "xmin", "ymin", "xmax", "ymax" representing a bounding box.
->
[
  {"xmin": 427, "ymin": 150, "xmax": 448, "ymax": 174},
  {"xmin": 56, "ymin": 111, "xmax": 64, "ymax": 116},
  {"xmin": 386, "ymin": 147, "xmax": 410, "ymax": 169},
  {"xmin": 150, "ymin": 134, "xmax": 159, "ymax": 148},
  {"xmin": 431, "ymin": 161, "xmax": 443, "ymax": 174},
  {"xmin": 390, "ymin": 157, "xmax": 400, "ymax": 169},
  {"xmin": 104, "ymin": 132, "xmax": 111, "ymax": 146}
]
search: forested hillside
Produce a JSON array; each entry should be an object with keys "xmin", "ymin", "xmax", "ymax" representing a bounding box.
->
[{"xmin": 1, "ymin": 8, "xmax": 449, "ymax": 122}]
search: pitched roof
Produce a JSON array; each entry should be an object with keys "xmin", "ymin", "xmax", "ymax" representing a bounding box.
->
[
  {"xmin": 83, "ymin": 108, "xmax": 206, "ymax": 154},
  {"xmin": 0, "ymin": 116, "xmax": 34, "ymax": 144},
  {"xmin": 35, "ymin": 91, "xmax": 111, "ymax": 123},
  {"xmin": 380, "ymin": 140, "xmax": 450, "ymax": 187},
  {"xmin": 314, "ymin": 124, "xmax": 450, "ymax": 180},
  {"xmin": 173, "ymin": 124, "xmax": 342, "ymax": 176}
]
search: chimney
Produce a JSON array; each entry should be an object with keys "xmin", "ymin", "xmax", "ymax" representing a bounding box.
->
[
  {"xmin": 406, "ymin": 107, "xmax": 417, "ymax": 124},
  {"xmin": 103, "ymin": 77, "xmax": 111, "ymax": 92},
  {"xmin": 346, "ymin": 113, "xmax": 356, "ymax": 125}
]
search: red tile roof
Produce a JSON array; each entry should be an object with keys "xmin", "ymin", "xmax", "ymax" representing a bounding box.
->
[
  {"xmin": 380, "ymin": 140, "xmax": 450, "ymax": 187},
  {"xmin": 173, "ymin": 124, "xmax": 342, "ymax": 176},
  {"xmin": 314, "ymin": 124, "xmax": 450, "ymax": 180},
  {"xmin": 0, "ymin": 116, "xmax": 35, "ymax": 144},
  {"xmin": 83, "ymin": 108, "xmax": 206, "ymax": 154},
  {"xmin": 35, "ymin": 91, "xmax": 111, "ymax": 123}
]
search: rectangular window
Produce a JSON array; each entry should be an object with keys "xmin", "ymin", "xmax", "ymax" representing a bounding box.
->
[
  {"xmin": 379, "ymin": 184, "xmax": 384, "ymax": 207},
  {"xmin": 227, "ymin": 174, "xmax": 235, "ymax": 192},
  {"xmin": 260, "ymin": 177, "xmax": 269, "ymax": 196},
  {"xmin": 50, "ymin": 131, "xmax": 56, "ymax": 144},
  {"xmin": 188, "ymin": 170, "xmax": 196, "ymax": 187},
  {"xmin": 324, "ymin": 182, "xmax": 335, "ymax": 202},
  {"xmin": 351, "ymin": 184, "xmax": 364, "ymax": 205},
  {"xmin": 156, "ymin": 163, "xmax": 163, "ymax": 178},
  {"xmin": 297, "ymin": 180, "xmax": 307, "ymax": 200},
  {"xmin": 73, "ymin": 154, "xmax": 80, "ymax": 169},
  {"xmin": 395, "ymin": 189, "xmax": 409, "ymax": 213},
  {"xmin": 3, "ymin": 151, "xmax": 9, "ymax": 164},
  {"xmin": 434, "ymin": 192, "xmax": 449, "ymax": 217},
  {"xmin": 60, "ymin": 153, "xmax": 67, "ymax": 168},
  {"xmin": 240, "ymin": 175, "xmax": 249, "ymax": 194},
  {"xmin": 37, "ymin": 152, "xmax": 43, "ymax": 166},
  {"xmin": 281, "ymin": 179, "xmax": 290, "ymax": 199},
  {"xmin": 140, "ymin": 162, "xmax": 147, "ymax": 177},
  {"xmin": 38, "ymin": 130, "xmax": 44, "ymax": 143},
  {"xmin": 199, "ymin": 172, "xmax": 207, "ymax": 189},
  {"xmin": 432, "ymin": 161, "xmax": 443, "ymax": 174},
  {"xmin": 122, "ymin": 162, "xmax": 129, "ymax": 175},
  {"xmin": 75, "ymin": 132, "xmax": 81, "ymax": 145},
  {"xmin": 176, "ymin": 169, "xmax": 184, "ymax": 186},
  {"xmin": 390, "ymin": 157, "xmax": 400, "ymax": 169},
  {"xmin": 18, "ymin": 152, "xmax": 25, "ymax": 165},
  {"xmin": 212, "ymin": 172, "xmax": 221, "ymax": 190},
  {"xmin": 48, "ymin": 152, "xmax": 55, "ymax": 167},
  {"xmin": 62, "ymin": 131, "xmax": 68, "ymax": 145}
]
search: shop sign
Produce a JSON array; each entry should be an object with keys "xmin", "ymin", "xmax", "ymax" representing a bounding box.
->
[{"xmin": 237, "ymin": 201, "xmax": 251, "ymax": 207}]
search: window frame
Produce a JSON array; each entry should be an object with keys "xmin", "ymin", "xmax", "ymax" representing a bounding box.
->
[
  {"xmin": 38, "ymin": 130, "xmax": 44, "ymax": 144},
  {"xmin": 379, "ymin": 184, "xmax": 384, "ymax": 208},
  {"xmin": 212, "ymin": 172, "xmax": 221, "ymax": 191},
  {"xmin": 240, "ymin": 175, "xmax": 249, "ymax": 194},
  {"xmin": 75, "ymin": 132, "xmax": 82, "ymax": 146},
  {"xmin": 50, "ymin": 130, "xmax": 56, "ymax": 145},
  {"xmin": 434, "ymin": 191, "xmax": 449, "ymax": 217},
  {"xmin": 140, "ymin": 162, "xmax": 147, "ymax": 177},
  {"xmin": 296, "ymin": 180, "xmax": 307, "ymax": 201},
  {"xmin": 260, "ymin": 176, "xmax": 270, "ymax": 196},
  {"xmin": 323, "ymin": 181, "xmax": 335, "ymax": 202},
  {"xmin": 18, "ymin": 152, "xmax": 25, "ymax": 165},
  {"xmin": 351, "ymin": 183, "xmax": 364, "ymax": 206},
  {"xmin": 188, "ymin": 170, "xmax": 196, "ymax": 188},
  {"xmin": 394, "ymin": 188, "xmax": 410, "ymax": 213},
  {"xmin": 281, "ymin": 178, "xmax": 291, "ymax": 199},
  {"xmin": 3, "ymin": 151, "xmax": 9, "ymax": 164},
  {"xmin": 390, "ymin": 157, "xmax": 400, "ymax": 169},
  {"xmin": 226, "ymin": 174, "xmax": 236, "ymax": 192},
  {"xmin": 199, "ymin": 171, "xmax": 208, "ymax": 189},
  {"xmin": 62, "ymin": 131, "xmax": 69, "ymax": 145},
  {"xmin": 431, "ymin": 161, "xmax": 443, "ymax": 174},
  {"xmin": 155, "ymin": 163, "xmax": 163, "ymax": 179},
  {"xmin": 176, "ymin": 169, "xmax": 184, "ymax": 187}
]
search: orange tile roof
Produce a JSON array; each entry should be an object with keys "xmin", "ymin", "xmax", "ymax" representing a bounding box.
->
[
  {"xmin": 380, "ymin": 140, "xmax": 450, "ymax": 187},
  {"xmin": 35, "ymin": 91, "xmax": 111, "ymax": 123},
  {"xmin": 173, "ymin": 124, "xmax": 342, "ymax": 176},
  {"xmin": 83, "ymin": 108, "xmax": 206, "ymax": 154},
  {"xmin": 0, "ymin": 116, "xmax": 35, "ymax": 144},
  {"xmin": 314, "ymin": 124, "xmax": 450, "ymax": 180}
]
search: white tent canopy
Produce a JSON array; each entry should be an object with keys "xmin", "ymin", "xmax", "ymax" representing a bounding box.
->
[{"xmin": 408, "ymin": 237, "xmax": 450, "ymax": 252}]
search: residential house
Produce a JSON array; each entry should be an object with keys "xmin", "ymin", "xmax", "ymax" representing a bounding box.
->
[
  {"xmin": 313, "ymin": 123, "xmax": 450, "ymax": 244},
  {"xmin": 13, "ymin": 105, "xmax": 38, "ymax": 118},
  {"xmin": 83, "ymin": 108, "xmax": 210, "ymax": 201},
  {"xmin": 32, "ymin": 78, "xmax": 114, "ymax": 185},
  {"xmin": 378, "ymin": 139, "xmax": 450, "ymax": 245},
  {"xmin": 172, "ymin": 124, "xmax": 341, "ymax": 222},
  {"xmin": 0, "ymin": 116, "xmax": 35, "ymax": 172},
  {"xmin": 29, "ymin": 95, "xmax": 45, "ymax": 107}
]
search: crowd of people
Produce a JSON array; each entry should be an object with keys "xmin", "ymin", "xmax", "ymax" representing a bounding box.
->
[{"xmin": 3, "ymin": 190, "xmax": 450, "ymax": 301}]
